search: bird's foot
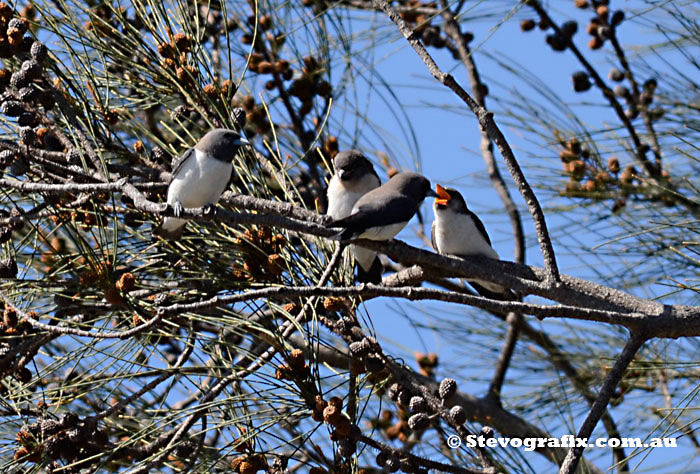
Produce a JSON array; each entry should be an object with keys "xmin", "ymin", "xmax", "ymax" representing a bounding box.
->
[{"xmin": 172, "ymin": 201, "xmax": 184, "ymax": 217}]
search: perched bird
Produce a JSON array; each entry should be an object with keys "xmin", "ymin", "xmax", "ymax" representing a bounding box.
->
[
  {"xmin": 329, "ymin": 172, "xmax": 438, "ymax": 283},
  {"xmin": 326, "ymin": 151, "xmax": 381, "ymax": 219},
  {"xmin": 154, "ymin": 129, "xmax": 249, "ymax": 240},
  {"xmin": 431, "ymin": 184, "xmax": 515, "ymax": 300},
  {"xmin": 326, "ymin": 150, "xmax": 382, "ymax": 283}
]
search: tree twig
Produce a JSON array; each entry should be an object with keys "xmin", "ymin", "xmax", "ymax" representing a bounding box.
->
[
  {"xmin": 370, "ymin": 0, "xmax": 559, "ymax": 283},
  {"xmin": 559, "ymin": 332, "xmax": 647, "ymax": 474}
]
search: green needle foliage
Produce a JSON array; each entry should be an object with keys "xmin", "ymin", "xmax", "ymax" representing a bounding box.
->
[{"xmin": 0, "ymin": 1, "xmax": 698, "ymax": 474}]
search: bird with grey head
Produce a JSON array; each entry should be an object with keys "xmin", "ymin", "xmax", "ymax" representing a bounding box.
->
[
  {"xmin": 326, "ymin": 150, "xmax": 382, "ymax": 283},
  {"xmin": 154, "ymin": 128, "xmax": 249, "ymax": 240},
  {"xmin": 432, "ymin": 184, "xmax": 516, "ymax": 300},
  {"xmin": 328, "ymin": 171, "xmax": 438, "ymax": 283}
]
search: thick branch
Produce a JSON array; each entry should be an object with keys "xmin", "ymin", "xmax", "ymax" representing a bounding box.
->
[{"xmin": 5, "ymin": 178, "xmax": 700, "ymax": 338}]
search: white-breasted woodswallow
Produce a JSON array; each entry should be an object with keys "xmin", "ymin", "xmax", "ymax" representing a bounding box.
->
[
  {"xmin": 326, "ymin": 150, "xmax": 382, "ymax": 283},
  {"xmin": 330, "ymin": 172, "xmax": 437, "ymax": 283},
  {"xmin": 154, "ymin": 128, "xmax": 248, "ymax": 240}
]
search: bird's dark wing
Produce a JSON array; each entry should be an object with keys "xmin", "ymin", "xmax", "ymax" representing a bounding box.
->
[
  {"xmin": 169, "ymin": 148, "xmax": 195, "ymax": 184},
  {"xmin": 466, "ymin": 209, "xmax": 492, "ymax": 246},
  {"xmin": 330, "ymin": 195, "xmax": 418, "ymax": 238}
]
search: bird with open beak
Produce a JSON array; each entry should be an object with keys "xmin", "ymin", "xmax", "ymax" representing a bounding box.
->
[
  {"xmin": 329, "ymin": 172, "xmax": 438, "ymax": 283},
  {"xmin": 154, "ymin": 129, "xmax": 249, "ymax": 240},
  {"xmin": 432, "ymin": 184, "xmax": 516, "ymax": 300},
  {"xmin": 326, "ymin": 150, "xmax": 382, "ymax": 283}
]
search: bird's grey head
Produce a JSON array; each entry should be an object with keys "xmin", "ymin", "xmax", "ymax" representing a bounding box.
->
[
  {"xmin": 333, "ymin": 150, "xmax": 375, "ymax": 182},
  {"xmin": 196, "ymin": 128, "xmax": 249, "ymax": 162},
  {"xmin": 389, "ymin": 172, "xmax": 437, "ymax": 201},
  {"xmin": 434, "ymin": 184, "xmax": 468, "ymax": 213}
]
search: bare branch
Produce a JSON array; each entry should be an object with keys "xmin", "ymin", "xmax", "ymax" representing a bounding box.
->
[
  {"xmin": 559, "ymin": 333, "xmax": 647, "ymax": 474},
  {"xmin": 437, "ymin": 0, "xmax": 525, "ymax": 265},
  {"xmin": 370, "ymin": 0, "xmax": 559, "ymax": 282}
]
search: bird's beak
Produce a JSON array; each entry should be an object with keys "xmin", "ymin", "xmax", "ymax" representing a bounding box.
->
[
  {"xmin": 434, "ymin": 184, "xmax": 450, "ymax": 206},
  {"xmin": 236, "ymin": 135, "xmax": 250, "ymax": 146}
]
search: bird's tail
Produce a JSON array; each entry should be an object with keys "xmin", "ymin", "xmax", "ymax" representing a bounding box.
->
[
  {"xmin": 153, "ymin": 217, "xmax": 186, "ymax": 240},
  {"xmin": 353, "ymin": 245, "xmax": 383, "ymax": 284},
  {"xmin": 356, "ymin": 256, "xmax": 383, "ymax": 284},
  {"xmin": 469, "ymin": 281, "xmax": 518, "ymax": 302}
]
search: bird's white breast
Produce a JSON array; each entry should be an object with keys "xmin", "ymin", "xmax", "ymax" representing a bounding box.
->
[
  {"xmin": 167, "ymin": 149, "xmax": 233, "ymax": 208},
  {"xmin": 326, "ymin": 173, "xmax": 380, "ymax": 219},
  {"xmin": 359, "ymin": 222, "xmax": 408, "ymax": 241},
  {"xmin": 434, "ymin": 208, "xmax": 499, "ymax": 259}
]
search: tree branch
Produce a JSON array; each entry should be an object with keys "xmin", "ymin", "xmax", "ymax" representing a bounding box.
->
[
  {"xmin": 559, "ymin": 332, "xmax": 647, "ymax": 474},
  {"xmin": 370, "ymin": 0, "xmax": 559, "ymax": 282},
  {"xmin": 5, "ymin": 178, "xmax": 700, "ymax": 338},
  {"xmin": 438, "ymin": 0, "xmax": 525, "ymax": 265}
]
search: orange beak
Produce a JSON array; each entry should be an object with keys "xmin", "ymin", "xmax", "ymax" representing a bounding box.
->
[{"xmin": 435, "ymin": 184, "xmax": 451, "ymax": 206}]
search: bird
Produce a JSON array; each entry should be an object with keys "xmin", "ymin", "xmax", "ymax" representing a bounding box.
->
[
  {"xmin": 326, "ymin": 150, "xmax": 382, "ymax": 283},
  {"xmin": 329, "ymin": 172, "xmax": 438, "ymax": 283},
  {"xmin": 154, "ymin": 129, "xmax": 249, "ymax": 240},
  {"xmin": 326, "ymin": 150, "xmax": 381, "ymax": 219},
  {"xmin": 431, "ymin": 184, "xmax": 516, "ymax": 300}
]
